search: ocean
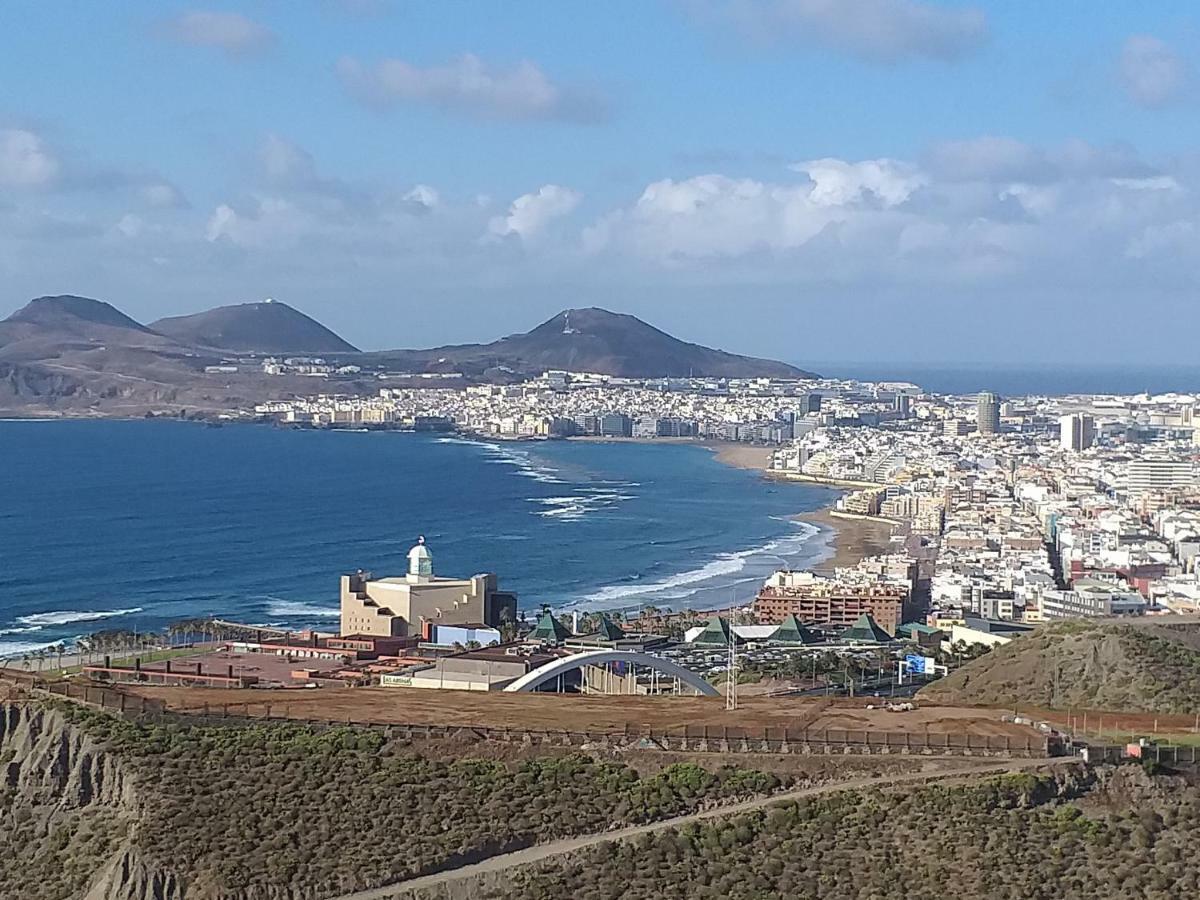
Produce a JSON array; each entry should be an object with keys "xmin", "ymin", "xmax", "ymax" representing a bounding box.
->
[
  {"xmin": 806, "ymin": 361, "xmax": 1200, "ymax": 397},
  {"xmin": 0, "ymin": 421, "xmax": 837, "ymax": 657}
]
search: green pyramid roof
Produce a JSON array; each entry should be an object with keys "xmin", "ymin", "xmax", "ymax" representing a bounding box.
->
[
  {"xmin": 840, "ymin": 613, "xmax": 893, "ymax": 644},
  {"xmin": 692, "ymin": 615, "xmax": 741, "ymax": 646},
  {"xmin": 593, "ymin": 616, "xmax": 626, "ymax": 641},
  {"xmin": 526, "ymin": 611, "xmax": 570, "ymax": 643},
  {"xmin": 898, "ymin": 621, "xmax": 941, "ymax": 637},
  {"xmin": 772, "ymin": 614, "xmax": 821, "ymax": 645}
]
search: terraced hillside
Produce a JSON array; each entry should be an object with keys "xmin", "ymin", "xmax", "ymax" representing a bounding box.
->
[{"xmin": 920, "ymin": 618, "xmax": 1200, "ymax": 714}]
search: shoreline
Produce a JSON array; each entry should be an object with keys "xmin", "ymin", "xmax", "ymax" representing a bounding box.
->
[
  {"xmin": 568, "ymin": 435, "xmax": 777, "ymax": 472},
  {"xmin": 792, "ymin": 507, "xmax": 897, "ymax": 573}
]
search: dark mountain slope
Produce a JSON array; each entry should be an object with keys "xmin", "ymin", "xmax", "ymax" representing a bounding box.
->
[
  {"xmin": 357, "ymin": 307, "xmax": 813, "ymax": 379},
  {"xmin": 150, "ymin": 300, "xmax": 359, "ymax": 354}
]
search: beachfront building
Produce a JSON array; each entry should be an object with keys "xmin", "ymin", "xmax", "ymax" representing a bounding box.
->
[
  {"xmin": 754, "ymin": 571, "xmax": 905, "ymax": 634},
  {"xmin": 340, "ymin": 537, "xmax": 517, "ymax": 638}
]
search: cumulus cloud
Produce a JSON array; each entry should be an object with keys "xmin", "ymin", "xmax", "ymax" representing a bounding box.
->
[
  {"xmin": 402, "ymin": 185, "xmax": 440, "ymax": 213},
  {"xmin": 581, "ymin": 140, "xmax": 1200, "ymax": 287},
  {"xmin": 0, "ymin": 129, "xmax": 60, "ymax": 188},
  {"xmin": 696, "ymin": 0, "xmax": 988, "ymax": 63},
  {"xmin": 205, "ymin": 198, "xmax": 316, "ymax": 247},
  {"xmin": 336, "ymin": 54, "xmax": 609, "ymax": 122},
  {"xmin": 791, "ymin": 158, "xmax": 925, "ymax": 206},
  {"xmin": 1119, "ymin": 35, "xmax": 1188, "ymax": 108},
  {"xmin": 488, "ymin": 185, "xmax": 582, "ymax": 240},
  {"xmin": 160, "ymin": 10, "xmax": 274, "ymax": 57}
]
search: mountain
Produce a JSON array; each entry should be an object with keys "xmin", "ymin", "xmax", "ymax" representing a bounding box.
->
[
  {"xmin": 356, "ymin": 308, "xmax": 813, "ymax": 379},
  {"xmin": 4, "ymin": 294, "xmax": 153, "ymax": 335},
  {"xmin": 0, "ymin": 295, "xmax": 366, "ymax": 417},
  {"xmin": 918, "ymin": 618, "xmax": 1200, "ymax": 714},
  {"xmin": 150, "ymin": 300, "xmax": 359, "ymax": 354},
  {"xmin": 0, "ymin": 297, "xmax": 813, "ymax": 416},
  {"xmin": 0, "ymin": 295, "xmax": 184, "ymax": 363}
]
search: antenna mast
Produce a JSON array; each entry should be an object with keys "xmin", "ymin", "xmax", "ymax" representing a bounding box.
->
[{"xmin": 725, "ymin": 602, "xmax": 738, "ymax": 711}]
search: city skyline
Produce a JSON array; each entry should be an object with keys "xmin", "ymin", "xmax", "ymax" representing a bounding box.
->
[{"xmin": 4, "ymin": 2, "xmax": 1200, "ymax": 364}]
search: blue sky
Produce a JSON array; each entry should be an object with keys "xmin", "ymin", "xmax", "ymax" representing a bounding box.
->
[{"xmin": 2, "ymin": 1, "xmax": 1200, "ymax": 364}]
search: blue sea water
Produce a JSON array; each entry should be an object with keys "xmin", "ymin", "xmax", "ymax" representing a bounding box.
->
[
  {"xmin": 0, "ymin": 421, "xmax": 837, "ymax": 656},
  {"xmin": 806, "ymin": 361, "xmax": 1200, "ymax": 397}
]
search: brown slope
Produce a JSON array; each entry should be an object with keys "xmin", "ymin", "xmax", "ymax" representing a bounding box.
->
[
  {"xmin": 150, "ymin": 300, "xmax": 359, "ymax": 354},
  {"xmin": 919, "ymin": 618, "xmax": 1200, "ymax": 714},
  {"xmin": 355, "ymin": 307, "xmax": 814, "ymax": 379}
]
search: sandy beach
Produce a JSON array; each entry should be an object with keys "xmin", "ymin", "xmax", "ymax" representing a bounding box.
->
[
  {"xmin": 707, "ymin": 442, "xmax": 776, "ymax": 470},
  {"xmin": 794, "ymin": 507, "xmax": 898, "ymax": 572},
  {"xmin": 570, "ymin": 436, "xmax": 777, "ymax": 473},
  {"xmin": 571, "ymin": 436, "xmax": 894, "ymax": 574}
]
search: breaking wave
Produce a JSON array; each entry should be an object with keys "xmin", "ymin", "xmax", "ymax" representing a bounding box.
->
[
  {"xmin": 564, "ymin": 521, "xmax": 822, "ymax": 611},
  {"xmin": 267, "ymin": 600, "xmax": 340, "ymax": 619},
  {"xmin": 15, "ymin": 607, "xmax": 142, "ymax": 628}
]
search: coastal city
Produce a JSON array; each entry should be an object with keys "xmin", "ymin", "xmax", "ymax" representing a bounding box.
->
[
  {"xmin": 12, "ymin": 3, "xmax": 1200, "ymax": 897},
  {"xmin": 240, "ymin": 372, "xmax": 1200, "ymax": 667}
]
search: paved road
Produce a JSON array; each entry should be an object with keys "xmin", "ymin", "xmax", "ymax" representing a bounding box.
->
[{"xmin": 328, "ymin": 756, "xmax": 1067, "ymax": 900}]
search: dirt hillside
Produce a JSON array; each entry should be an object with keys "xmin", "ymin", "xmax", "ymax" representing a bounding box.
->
[{"xmin": 920, "ymin": 619, "xmax": 1200, "ymax": 714}]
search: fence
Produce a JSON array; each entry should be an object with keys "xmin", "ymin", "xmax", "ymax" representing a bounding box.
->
[
  {"xmin": 1078, "ymin": 742, "xmax": 1200, "ymax": 766},
  {"xmin": 4, "ymin": 671, "xmax": 1057, "ymax": 758},
  {"xmin": 131, "ymin": 702, "xmax": 1057, "ymax": 758},
  {"xmin": 4, "ymin": 674, "xmax": 167, "ymax": 716}
]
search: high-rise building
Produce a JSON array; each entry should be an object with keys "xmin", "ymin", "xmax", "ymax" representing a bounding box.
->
[
  {"xmin": 797, "ymin": 392, "xmax": 822, "ymax": 416},
  {"xmin": 1127, "ymin": 458, "xmax": 1198, "ymax": 495},
  {"xmin": 976, "ymin": 392, "xmax": 1001, "ymax": 435},
  {"xmin": 1059, "ymin": 413, "xmax": 1096, "ymax": 452},
  {"xmin": 894, "ymin": 394, "xmax": 911, "ymax": 417}
]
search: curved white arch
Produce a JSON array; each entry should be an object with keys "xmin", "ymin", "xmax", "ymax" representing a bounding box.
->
[{"xmin": 503, "ymin": 650, "xmax": 719, "ymax": 696}]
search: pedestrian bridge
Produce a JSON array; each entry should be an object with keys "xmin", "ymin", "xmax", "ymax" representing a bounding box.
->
[{"xmin": 502, "ymin": 649, "xmax": 719, "ymax": 696}]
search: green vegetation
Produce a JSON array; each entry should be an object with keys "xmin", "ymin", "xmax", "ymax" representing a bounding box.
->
[
  {"xmin": 0, "ymin": 804, "xmax": 127, "ymax": 900},
  {"xmin": 920, "ymin": 620, "xmax": 1200, "ymax": 714},
  {"xmin": 475, "ymin": 770, "xmax": 1200, "ymax": 900},
  {"xmin": 40, "ymin": 704, "xmax": 784, "ymax": 898}
]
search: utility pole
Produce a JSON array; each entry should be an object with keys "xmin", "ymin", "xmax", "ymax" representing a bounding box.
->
[{"xmin": 725, "ymin": 613, "xmax": 738, "ymax": 711}]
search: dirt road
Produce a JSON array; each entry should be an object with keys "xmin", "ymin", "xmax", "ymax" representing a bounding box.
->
[
  {"xmin": 128, "ymin": 683, "xmax": 1041, "ymax": 739},
  {"xmin": 328, "ymin": 756, "xmax": 1066, "ymax": 900}
]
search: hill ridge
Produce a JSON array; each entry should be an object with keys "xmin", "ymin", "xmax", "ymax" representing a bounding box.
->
[
  {"xmin": 359, "ymin": 306, "xmax": 813, "ymax": 379},
  {"xmin": 150, "ymin": 300, "xmax": 360, "ymax": 354}
]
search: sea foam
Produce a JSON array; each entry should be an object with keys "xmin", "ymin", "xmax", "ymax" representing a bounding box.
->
[
  {"xmin": 15, "ymin": 607, "xmax": 142, "ymax": 628},
  {"xmin": 267, "ymin": 600, "xmax": 341, "ymax": 619},
  {"xmin": 565, "ymin": 521, "xmax": 822, "ymax": 610}
]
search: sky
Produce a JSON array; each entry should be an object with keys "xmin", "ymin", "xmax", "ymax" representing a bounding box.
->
[{"xmin": 2, "ymin": 1, "xmax": 1200, "ymax": 365}]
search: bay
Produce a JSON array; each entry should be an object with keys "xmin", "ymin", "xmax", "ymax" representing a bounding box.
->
[{"xmin": 0, "ymin": 421, "xmax": 837, "ymax": 655}]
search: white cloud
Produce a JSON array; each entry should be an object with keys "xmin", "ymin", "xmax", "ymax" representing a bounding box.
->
[
  {"xmin": 336, "ymin": 54, "xmax": 609, "ymax": 122},
  {"xmin": 791, "ymin": 158, "xmax": 925, "ymax": 206},
  {"xmin": 205, "ymin": 197, "xmax": 325, "ymax": 248},
  {"xmin": 0, "ymin": 129, "xmax": 60, "ymax": 188},
  {"xmin": 585, "ymin": 159, "xmax": 922, "ymax": 261},
  {"xmin": 582, "ymin": 141, "xmax": 1200, "ymax": 288},
  {"xmin": 702, "ymin": 0, "xmax": 988, "ymax": 63},
  {"xmin": 161, "ymin": 11, "xmax": 274, "ymax": 57},
  {"xmin": 488, "ymin": 185, "xmax": 582, "ymax": 240},
  {"xmin": 403, "ymin": 185, "xmax": 439, "ymax": 211},
  {"xmin": 1119, "ymin": 35, "xmax": 1187, "ymax": 108}
]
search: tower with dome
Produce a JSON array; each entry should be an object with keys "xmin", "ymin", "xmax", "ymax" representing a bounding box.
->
[{"xmin": 339, "ymin": 535, "xmax": 516, "ymax": 639}]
